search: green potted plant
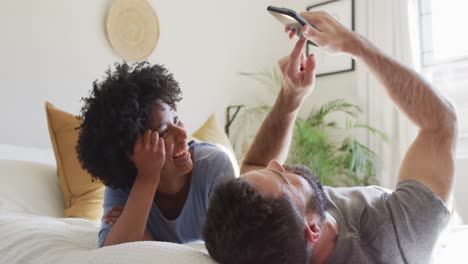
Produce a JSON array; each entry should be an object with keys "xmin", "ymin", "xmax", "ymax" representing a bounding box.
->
[{"xmin": 231, "ymin": 67, "xmax": 387, "ymax": 187}]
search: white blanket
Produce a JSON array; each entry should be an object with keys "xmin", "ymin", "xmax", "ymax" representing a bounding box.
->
[
  {"xmin": 0, "ymin": 211, "xmax": 215, "ymax": 264},
  {"xmin": 2, "ymin": 210, "xmax": 467, "ymax": 264},
  {"xmin": 1, "ymin": 146, "xmax": 467, "ymax": 263}
]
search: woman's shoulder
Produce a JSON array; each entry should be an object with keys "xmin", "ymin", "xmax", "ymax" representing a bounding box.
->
[{"xmin": 190, "ymin": 141, "xmax": 228, "ymax": 162}]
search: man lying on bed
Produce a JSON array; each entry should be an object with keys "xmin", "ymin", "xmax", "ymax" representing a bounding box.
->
[{"xmin": 203, "ymin": 11, "xmax": 457, "ymax": 264}]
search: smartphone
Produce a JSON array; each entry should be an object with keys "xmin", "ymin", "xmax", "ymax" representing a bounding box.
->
[{"xmin": 267, "ymin": 6, "xmax": 317, "ymax": 46}]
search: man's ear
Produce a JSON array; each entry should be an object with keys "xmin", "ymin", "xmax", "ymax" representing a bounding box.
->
[{"xmin": 305, "ymin": 220, "xmax": 321, "ymax": 243}]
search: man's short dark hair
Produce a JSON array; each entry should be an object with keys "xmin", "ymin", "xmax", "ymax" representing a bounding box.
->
[
  {"xmin": 283, "ymin": 164, "xmax": 326, "ymax": 222},
  {"xmin": 76, "ymin": 61, "xmax": 182, "ymax": 189},
  {"xmin": 203, "ymin": 178, "xmax": 311, "ymax": 264}
]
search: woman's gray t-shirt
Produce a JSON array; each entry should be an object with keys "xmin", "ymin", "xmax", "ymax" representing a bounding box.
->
[
  {"xmin": 98, "ymin": 142, "xmax": 235, "ymax": 247},
  {"xmin": 324, "ymin": 180, "xmax": 450, "ymax": 264}
]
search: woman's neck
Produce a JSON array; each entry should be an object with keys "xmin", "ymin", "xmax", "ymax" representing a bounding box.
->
[{"xmin": 157, "ymin": 171, "xmax": 191, "ymax": 195}]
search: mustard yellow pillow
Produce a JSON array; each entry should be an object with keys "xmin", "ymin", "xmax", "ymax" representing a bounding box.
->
[
  {"xmin": 45, "ymin": 102, "xmax": 104, "ymax": 221},
  {"xmin": 192, "ymin": 114, "xmax": 240, "ymax": 176}
]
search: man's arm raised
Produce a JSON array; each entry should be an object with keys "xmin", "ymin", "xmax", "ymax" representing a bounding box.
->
[
  {"xmin": 240, "ymin": 37, "xmax": 317, "ymax": 174},
  {"xmin": 301, "ymin": 11, "xmax": 457, "ymax": 203}
]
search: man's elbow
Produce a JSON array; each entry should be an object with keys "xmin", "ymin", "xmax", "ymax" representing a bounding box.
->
[
  {"xmin": 442, "ymin": 102, "xmax": 458, "ymax": 138},
  {"xmin": 433, "ymin": 103, "xmax": 458, "ymax": 149}
]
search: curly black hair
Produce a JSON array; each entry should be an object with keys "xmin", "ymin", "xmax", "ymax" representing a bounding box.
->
[{"xmin": 76, "ymin": 61, "xmax": 182, "ymax": 189}]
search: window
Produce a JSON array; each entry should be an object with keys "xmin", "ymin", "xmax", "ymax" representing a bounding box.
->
[{"xmin": 419, "ymin": 0, "xmax": 468, "ymax": 157}]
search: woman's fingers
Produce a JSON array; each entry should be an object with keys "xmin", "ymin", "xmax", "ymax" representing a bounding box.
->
[
  {"xmin": 158, "ymin": 137, "xmax": 165, "ymax": 152},
  {"xmin": 104, "ymin": 206, "xmax": 124, "ymax": 225},
  {"xmin": 151, "ymin": 131, "xmax": 159, "ymax": 151},
  {"xmin": 143, "ymin": 130, "xmax": 152, "ymax": 149},
  {"xmin": 105, "ymin": 206, "xmax": 123, "ymax": 217}
]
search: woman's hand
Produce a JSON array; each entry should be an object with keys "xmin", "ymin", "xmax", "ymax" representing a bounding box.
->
[
  {"xmin": 103, "ymin": 205, "xmax": 124, "ymax": 225},
  {"xmin": 131, "ymin": 130, "xmax": 165, "ymax": 185}
]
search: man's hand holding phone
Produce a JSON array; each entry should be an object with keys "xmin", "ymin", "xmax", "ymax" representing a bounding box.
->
[
  {"xmin": 297, "ymin": 11, "xmax": 360, "ymax": 56},
  {"xmin": 268, "ymin": 6, "xmax": 360, "ymax": 56},
  {"xmin": 267, "ymin": 6, "xmax": 318, "ymax": 47}
]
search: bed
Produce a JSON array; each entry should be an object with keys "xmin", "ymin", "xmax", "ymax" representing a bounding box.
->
[
  {"xmin": 0, "ymin": 144, "xmax": 215, "ymax": 264},
  {"xmin": 0, "ymin": 143, "xmax": 467, "ymax": 264}
]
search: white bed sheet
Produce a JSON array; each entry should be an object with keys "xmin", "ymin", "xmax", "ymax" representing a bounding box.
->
[
  {"xmin": 1, "ymin": 210, "xmax": 467, "ymax": 264},
  {"xmin": 1, "ymin": 144, "xmax": 467, "ymax": 263},
  {"xmin": 0, "ymin": 211, "xmax": 215, "ymax": 264}
]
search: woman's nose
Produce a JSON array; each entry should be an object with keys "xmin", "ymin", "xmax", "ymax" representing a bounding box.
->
[{"xmin": 174, "ymin": 121, "xmax": 187, "ymax": 142}]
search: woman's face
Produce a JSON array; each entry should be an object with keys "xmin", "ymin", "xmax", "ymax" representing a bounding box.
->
[{"xmin": 147, "ymin": 100, "xmax": 193, "ymax": 179}]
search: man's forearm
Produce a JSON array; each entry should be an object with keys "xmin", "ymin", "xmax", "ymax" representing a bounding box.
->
[
  {"xmin": 241, "ymin": 89, "xmax": 300, "ymax": 173},
  {"xmin": 241, "ymin": 37, "xmax": 316, "ymax": 173},
  {"xmin": 349, "ymin": 34, "xmax": 457, "ymax": 132}
]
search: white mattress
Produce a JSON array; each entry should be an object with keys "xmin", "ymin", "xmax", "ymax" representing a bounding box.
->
[
  {"xmin": 0, "ymin": 143, "xmax": 467, "ymax": 263},
  {"xmin": 0, "ymin": 211, "xmax": 215, "ymax": 264}
]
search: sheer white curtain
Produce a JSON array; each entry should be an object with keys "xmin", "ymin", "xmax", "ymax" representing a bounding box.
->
[{"xmin": 355, "ymin": 0, "xmax": 419, "ymax": 188}]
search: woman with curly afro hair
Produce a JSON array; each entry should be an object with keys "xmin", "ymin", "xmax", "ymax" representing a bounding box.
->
[{"xmin": 76, "ymin": 61, "xmax": 235, "ymax": 247}]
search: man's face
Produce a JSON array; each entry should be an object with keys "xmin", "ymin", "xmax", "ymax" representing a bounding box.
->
[{"xmin": 241, "ymin": 160, "xmax": 315, "ymax": 215}]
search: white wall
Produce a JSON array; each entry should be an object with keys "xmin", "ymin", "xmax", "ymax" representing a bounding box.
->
[
  {"xmin": 1, "ymin": 0, "xmax": 465, "ymax": 221},
  {"xmin": 2, "ymin": 0, "xmax": 354, "ymax": 148}
]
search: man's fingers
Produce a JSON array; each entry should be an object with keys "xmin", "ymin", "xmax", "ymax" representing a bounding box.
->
[
  {"xmin": 278, "ymin": 56, "xmax": 288, "ymax": 72},
  {"xmin": 300, "ymin": 11, "xmax": 327, "ymax": 27},
  {"xmin": 288, "ymin": 37, "xmax": 307, "ymax": 75},
  {"xmin": 301, "ymin": 25, "xmax": 321, "ymax": 44},
  {"xmin": 300, "ymin": 53, "xmax": 306, "ymax": 72},
  {"xmin": 284, "ymin": 26, "xmax": 296, "ymax": 39},
  {"xmin": 303, "ymin": 54, "xmax": 317, "ymax": 85}
]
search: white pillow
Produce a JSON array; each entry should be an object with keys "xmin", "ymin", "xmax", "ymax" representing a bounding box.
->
[
  {"xmin": 0, "ymin": 144, "xmax": 55, "ymax": 165},
  {"xmin": 0, "ymin": 160, "xmax": 64, "ymax": 217}
]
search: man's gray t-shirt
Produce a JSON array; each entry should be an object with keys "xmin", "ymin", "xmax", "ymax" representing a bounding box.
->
[
  {"xmin": 98, "ymin": 142, "xmax": 235, "ymax": 247},
  {"xmin": 325, "ymin": 180, "xmax": 450, "ymax": 264}
]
